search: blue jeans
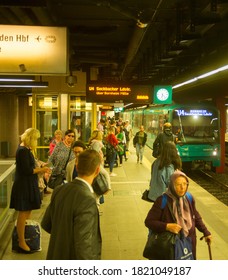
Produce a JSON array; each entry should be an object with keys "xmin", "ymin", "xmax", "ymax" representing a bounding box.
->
[{"xmin": 136, "ymin": 143, "xmax": 144, "ymax": 162}]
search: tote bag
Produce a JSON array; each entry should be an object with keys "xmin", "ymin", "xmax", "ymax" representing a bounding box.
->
[
  {"xmin": 12, "ymin": 220, "xmax": 42, "ymax": 252},
  {"xmin": 175, "ymin": 231, "xmax": 194, "ymax": 260}
]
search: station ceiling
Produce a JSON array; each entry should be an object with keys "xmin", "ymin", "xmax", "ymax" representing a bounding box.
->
[{"xmin": 0, "ymin": 0, "xmax": 228, "ymax": 102}]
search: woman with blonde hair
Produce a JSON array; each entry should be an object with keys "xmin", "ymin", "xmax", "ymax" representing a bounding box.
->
[
  {"xmin": 49, "ymin": 129, "xmax": 63, "ymax": 155},
  {"xmin": 88, "ymin": 129, "xmax": 104, "ymax": 159},
  {"xmin": 10, "ymin": 128, "xmax": 51, "ymax": 253}
]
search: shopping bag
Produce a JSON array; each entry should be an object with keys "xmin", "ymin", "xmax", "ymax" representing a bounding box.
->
[
  {"xmin": 12, "ymin": 220, "xmax": 42, "ymax": 252},
  {"xmin": 175, "ymin": 231, "xmax": 194, "ymax": 260}
]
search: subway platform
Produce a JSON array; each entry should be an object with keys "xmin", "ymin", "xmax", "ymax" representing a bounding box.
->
[{"xmin": 1, "ymin": 145, "xmax": 228, "ymax": 260}]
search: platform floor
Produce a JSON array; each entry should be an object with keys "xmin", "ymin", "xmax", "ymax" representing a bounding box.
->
[{"xmin": 1, "ymin": 145, "xmax": 228, "ymax": 260}]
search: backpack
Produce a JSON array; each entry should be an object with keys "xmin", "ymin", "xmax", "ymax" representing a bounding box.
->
[{"xmin": 161, "ymin": 192, "xmax": 193, "ymax": 209}]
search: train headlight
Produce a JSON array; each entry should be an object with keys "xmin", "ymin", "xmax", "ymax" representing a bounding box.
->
[{"xmin": 212, "ymin": 148, "xmax": 217, "ymax": 156}]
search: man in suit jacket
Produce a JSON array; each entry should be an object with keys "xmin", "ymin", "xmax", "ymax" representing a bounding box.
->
[{"xmin": 41, "ymin": 149, "xmax": 102, "ymax": 259}]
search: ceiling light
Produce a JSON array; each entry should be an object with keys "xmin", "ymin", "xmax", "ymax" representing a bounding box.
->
[
  {"xmin": 136, "ymin": 20, "xmax": 148, "ymax": 28},
  {"xmin": 0, "ymin": 75, "xmax": 35, "ymax": 82},
  {"xmin": 0, "ymin": 81, "xmax": 48, "ymax": 88},
  {"xmin": 173, "ymin": 65, "xmax": 228, "ymax": 89}
]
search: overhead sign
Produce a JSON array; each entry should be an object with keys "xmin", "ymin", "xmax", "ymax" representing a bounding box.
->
[
  {"xmin": 175, "ymin": 109, "xmax": 213, "ymax": 116},
  {"xmin": 0, "ymin": 25, "xmax": 68, "ymax": 74},
  {"xmin": 154, "ymin": 85, "xmax": 172, "ymax": 104},
  {"xmin": 86, "ymin": 84, "xmax": 152, "ymax": 103},
  {"xmin": 99, "ymin": 105, "xmax": 114, "ymax": 111}
]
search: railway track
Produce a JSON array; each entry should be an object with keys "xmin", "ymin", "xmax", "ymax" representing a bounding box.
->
[{"xmin": 185, "ymin": 169, "xmax": 228, "ymax": 206}]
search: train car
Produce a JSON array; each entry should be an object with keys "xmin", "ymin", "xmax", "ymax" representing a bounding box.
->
[{"xmin": 122, "ymin": 103, "xmax": 221, "ymax": 169}]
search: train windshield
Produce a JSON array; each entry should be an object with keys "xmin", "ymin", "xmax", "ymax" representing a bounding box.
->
[{"xmin": 172, "ymin": 107, "xmax": 219, "ymax": 144}]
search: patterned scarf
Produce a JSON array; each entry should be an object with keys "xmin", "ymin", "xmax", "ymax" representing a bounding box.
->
[{"xmin": 166, "ymin": 170, "xmax": 192, "ymax": 236}]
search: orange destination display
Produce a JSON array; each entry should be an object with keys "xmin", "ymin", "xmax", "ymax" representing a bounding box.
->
[{"xmin": 86, "ymin": 84, "xmax": 152, "ymax": 103}]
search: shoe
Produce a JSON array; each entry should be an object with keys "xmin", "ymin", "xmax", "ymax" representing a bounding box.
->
[
  {"xmin": 16, "ymin": 246, "xmax": 35, "ymax": 254},
  {"xmin": 140, "ymin": 162, "xmax": 142, "ymax": 164},
  {"xmin": 110, "ymin": 173, "xmax": 117, "ymax": 177},
  {"xmin": 119, "ymin": 164, "xmax": 122, "ymax": 167},
  {"xmin": 125, "ymin": 158, "xmax": 128, "ymax": 161}
]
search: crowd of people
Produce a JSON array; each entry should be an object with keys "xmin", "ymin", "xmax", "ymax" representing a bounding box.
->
[{"xmin": 9, "ymin": 119, "xmax": 212, "ymax": 260}]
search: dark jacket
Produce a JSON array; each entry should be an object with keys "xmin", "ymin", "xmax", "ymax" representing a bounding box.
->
[
  {"xmin": 145, "ymin": 194, "xmax": 211, "ymax": 260},
  {"xmin": 41, "ymin": 178, "xmax": 102, "ymax": 260},
  {"xmin": 133, "ymin": 131, "xmax": 147, "ymax": 146},
  {"xmin": 153, "ymin": 130, "xmax": 176, "ymax": 157}
]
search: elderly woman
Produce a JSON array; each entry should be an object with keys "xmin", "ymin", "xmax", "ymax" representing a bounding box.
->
[
  {"xmin": 145, "ymin": 170, "xmax": 212, "ymax": 260},
  {"xmin": 10, "ymin": 128, "xmax": 51, "ymax": 253}
]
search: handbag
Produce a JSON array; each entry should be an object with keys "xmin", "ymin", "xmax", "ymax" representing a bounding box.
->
[
  {"xmin": 48, "ymin": 173, "xmax": 65, "ymax": 189},
  {"xmin": 143, "ymin": 230, "xmax": 176, "ymax": 260},
  {"xmin": 12, "ymin": 220, "xmax": 42, "ymax": 252},
  {"xmin": 175, "ymin": 230, "xmax": 194, "ymax": 260},
  {"xmin": 92, "ymin": 172, "xmax": 109, "ymax": 195},
  {"xmin": 141, "ymin": 189, "xmax": 154, "ymax": 202}
]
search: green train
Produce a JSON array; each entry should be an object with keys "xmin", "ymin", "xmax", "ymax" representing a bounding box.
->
[{"xmin": 122, "ymin": 103, "xmax": 221, "ymax": 169}]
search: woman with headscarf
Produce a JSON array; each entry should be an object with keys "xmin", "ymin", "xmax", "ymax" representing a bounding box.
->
[{"xmin": 145, "ymin": 170, "xmax": 212, "ymax": 259}]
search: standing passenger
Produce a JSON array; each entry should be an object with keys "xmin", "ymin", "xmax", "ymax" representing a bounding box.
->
[
  {"xmin": 152, "ymin": 122, "xmax": 176, "ymax": 158},
  {"xmin": 124, "ymin": 120, "xmax": 132, "ymax": 151},
  {"xmin": 106, "ymin": 127, "xmax": 119, "ymax": 176},
  {"xmin": 148, "ymin": 141, "xmax": 182, "ymax": 202},
  {"xmin": 65, "ymin": 140, "xmax": 87, "ymax": 182},
  {"xmin": 48, "ymin": 129, "xmax": 75, "ymax": 187},
  {"xmin": 41, "ymin": 150, "xmax": 102, "ymax": 260},
  {"xmin": 49, "ymin": 129, "xmax": 63, "ymax": 155},
  {"xmin": 145, "ymin": 170, "xmax": 212, "ymax": 260},
  {"xmin": 10, "ymin": 128, "xmax": 51, "ymax": 253},
  {"xmin": 133, "ymin": 125, "xmax": 147, "ymax": 164}
]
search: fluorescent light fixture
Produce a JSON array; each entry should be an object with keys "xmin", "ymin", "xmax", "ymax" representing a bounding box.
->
[
  {"xmin": 173, "ymin": 65, "xmax": 228, "ymax": 89},
  {"xmin": 0, "ymin": 81, "xmax": 48, "ymax": 88},
  {"xmin": 0, "ymin": 75, "xmax": 35, "ymax": 82},
  {"xmin": 124, "ymin": 103, "xmax": 133, "ymax": 108}
]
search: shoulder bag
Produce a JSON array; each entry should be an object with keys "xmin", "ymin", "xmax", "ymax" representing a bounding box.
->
[
  {"xmin": 92, "ymin": 172, "xmax": 109, "ymax": 195},
  {"xmin": 143, "ymin": 230, "xmax": 176, "ymax": 260}
]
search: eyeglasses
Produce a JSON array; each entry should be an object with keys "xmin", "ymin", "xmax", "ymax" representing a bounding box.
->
[{"xmin": 67, "ymin": 134, "xmax": 75, "ymax": 138}]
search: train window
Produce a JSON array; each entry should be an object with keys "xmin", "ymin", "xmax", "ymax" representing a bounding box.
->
[
  {"xmin": 173, "ymin": 108, "xmax": 219, "ymax": 143},
  {"xmin": 34, "ymin": 94, "xmax": 60, "ymax": 161},
  {"xmin": 69, "ymin": 96, "xmax": 92, "ymax": 143}
]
